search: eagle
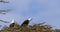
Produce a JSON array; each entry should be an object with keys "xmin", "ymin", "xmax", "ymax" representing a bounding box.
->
[
  {"xmin": 21, "ymin": 18, "xmax": 32, "ymax": 26},
  {"xmin": 9, "ymin": 19, "xmax": 16, "ymax": 27},
  {"xmin": 9, "ymin": 18, "xmax": 32, "ymax": 27}
]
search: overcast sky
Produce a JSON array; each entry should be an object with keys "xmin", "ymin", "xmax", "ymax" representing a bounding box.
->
[{"xmin": 0, "ymin": 0, "xmax": 60, "ymax": 29}]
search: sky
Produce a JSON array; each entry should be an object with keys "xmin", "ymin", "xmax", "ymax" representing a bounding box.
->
[{"xmin": 0, "ymin": 0, "xmax": 60, "ymax": 29}]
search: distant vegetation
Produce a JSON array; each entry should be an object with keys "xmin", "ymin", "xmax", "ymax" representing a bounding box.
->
[{"xmin": 0, "ymin": 23, "xmax": 60, "ymax": 32}]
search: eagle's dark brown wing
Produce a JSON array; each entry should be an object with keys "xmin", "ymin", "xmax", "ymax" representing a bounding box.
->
[{"xmin": 21, "ymin": 20, "xmax": 29, "ymax": 26}]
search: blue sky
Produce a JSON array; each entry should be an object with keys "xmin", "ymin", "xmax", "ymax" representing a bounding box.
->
[{"xmin": 0, "ymin": 0, "xmax": 60, "ymax": 29}]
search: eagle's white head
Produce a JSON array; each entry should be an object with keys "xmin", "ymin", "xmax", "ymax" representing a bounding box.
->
[
  {"xmin": 11, "ymin": 19, "xmax": 15, "ymax": 23},
  {"xmin": 28, "ymin": 18, "xmax": 32, "ymax": 21}
]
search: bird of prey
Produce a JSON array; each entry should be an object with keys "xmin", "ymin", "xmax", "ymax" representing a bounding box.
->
[
  {"xmin": 0, "ymin": 0, "xmax": 9, "ymax": 3},
  {"xmin": 21, "ymin": 18, "xmax": 32, "ymax": 26},
  {"xmin": 9, "ymin": 19, "xmax": 16, "ymax": 27},
  {"xmin": 0, "ymin": 19, "xmax": 16, "ymax": 28},
  {"xmin": 0, "ymin": 9, "xmax": 11, "ymax": 14}
]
